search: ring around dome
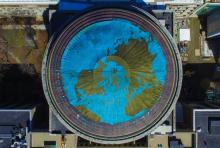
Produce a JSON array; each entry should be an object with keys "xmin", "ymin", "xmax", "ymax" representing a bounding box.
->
[{"xmin": 42, "ymin": 7, "xmax": 182, "ymax": 144}]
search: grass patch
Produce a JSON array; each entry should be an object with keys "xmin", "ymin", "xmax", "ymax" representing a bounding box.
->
[{"xmin": 1, "ymin": 29, "xmax": 25, "ymax": 48}]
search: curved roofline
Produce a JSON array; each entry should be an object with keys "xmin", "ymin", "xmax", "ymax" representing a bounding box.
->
[{"xmin": 42, "ymin": 6, "xmax": 182, "ymax": 144}]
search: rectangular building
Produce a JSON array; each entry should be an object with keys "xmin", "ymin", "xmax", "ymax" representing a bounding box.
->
[{"xmin": 193, "ymin": 109, "xmax": 220, "ymax": 148}]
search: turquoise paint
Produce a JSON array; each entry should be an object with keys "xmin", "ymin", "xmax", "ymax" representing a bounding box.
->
[{"xmin": 61, "ymin": 19, "xmax": 167, "ymax": 125}]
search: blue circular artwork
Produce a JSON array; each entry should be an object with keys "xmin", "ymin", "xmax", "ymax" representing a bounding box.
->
[{"xmin": 60, "ymin": 19, "xmax": 167, "ymax": 125}]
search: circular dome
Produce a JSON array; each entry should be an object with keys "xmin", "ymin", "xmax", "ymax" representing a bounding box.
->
[{"xmin": 42, "ymin": 8, "xmax": 182, "ymax": 144}]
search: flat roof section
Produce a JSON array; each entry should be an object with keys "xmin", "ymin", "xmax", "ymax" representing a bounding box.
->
[
  {"xmin": 209, "ymin": 118, "xmax": 220, "ymax": 135},
  {"xmin": 0, "ymin": 110, "xmax": 32, "ymax": 148},
  {"xmin": 193, "ymin": 109, "xmax": 220, "ymax": 148},
  {"xmin": 0, "ymin": 110, "xmax": 31, "ymax": 127},
  {"xmin": 31, "ymin": 132, "xmax": 77, "ymax": 148}
]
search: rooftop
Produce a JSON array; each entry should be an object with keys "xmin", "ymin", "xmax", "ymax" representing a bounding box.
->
[
  {"xmin": 31, "ymin": 132, "xmax": 77, "ymax": 148},
  {"xmin": 193, "ymin": 109, "xmax": 220, "ymax": 148},
  {"xmin": 0, "ymin": 110, "xmax": 32, "ymax": 148},
  {"xmin": 148, "ymin": 132, "xmax": 193, "ymax": 148},
  {"xmin": 0, "ymin": 110, "xmax": 31, "ymax": 127},
  {"xmin": 42, "ymin": 7, "xmax": 182, "ymax": 144}
]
